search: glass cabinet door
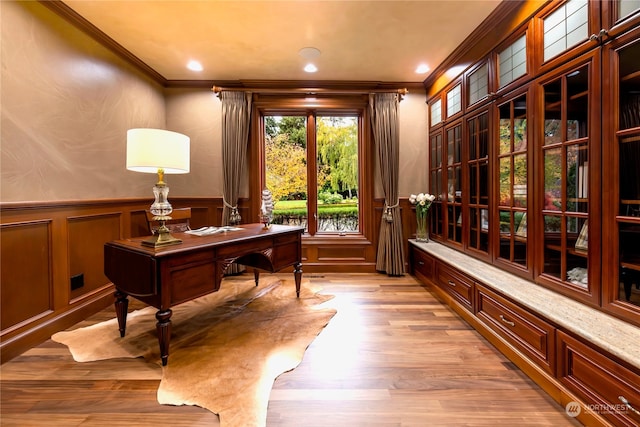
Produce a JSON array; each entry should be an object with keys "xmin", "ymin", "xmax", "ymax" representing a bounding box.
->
[
  {"xmin": 467, "ymin": 110, "xmax": 490, "ymax": 254},
  {"xmin": 603, "ymin": 30, "xmax": 640, "ymax": 320},
  {"xmin": 497, "ymin": 93, "xmax": 529, "ymax": 269},
  {"xmin": 541, "ymin": 61, "xmax": 593, "ymax": 293},
  {"xmin": 445, "ymin": 123, "xmax": 463, "ymax": 245},
  {"xmin": 430, "ymin": 131, "xmax": 444, "ymax": 238}
]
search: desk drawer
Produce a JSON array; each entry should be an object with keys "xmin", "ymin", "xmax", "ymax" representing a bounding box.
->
[
  {"xmin": 558, "ymin": 331, "xmax": 640, "ymax": 427},
  {"xmin": 437, "ymin": 263, "xmax": 473, "ymax": 312},
  {"xmin": 476, "ymin": 284, "xmax": 556, "ymax": 375}
]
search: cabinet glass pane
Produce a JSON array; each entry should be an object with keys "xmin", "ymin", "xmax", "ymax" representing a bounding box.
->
[
  {"xmin": 544, "ymin": 148, "xmax": 562, "ymax": 211},
  {"xmin": 567, "ymin": 65, "xmax": 589, "ymax": 140},
  {"xmin": 447, "ymin": 126, "xmax": 461, "ymax": 164},
  {"xmin": 543, "ymin": 215, "xmax": 562, "ymax": 280},
  {"xmin": 544, "ymin": 79, "xmax": 562, "ymax": 145},
  {"xmin": 567, "ymin": 143, "xmax": 589, "ymax": 213},
  {"xmin": 543, "ymin": 0, "xmax": 588, "ymax": 62},
  {"xmin": 619, "ymin": 41, "xmax": 640, "ymax": 130},
  {"xmin": 498, "ymin": 35, "xmax": 527, "ymax": 87},
  {"xmin": 500, "ymin": 114, "xmax": 511, "ymax": 154},
  {"xmin": 447, "ymin": 84, "xmax": 462, "ymax": 117},
  {"xmin": 431, "ymin": 133, "xmax": 442, "ymax": 169},
  {"xmin": 514, "ymin": 153, "xmax": 527, "ymax": 208},
  {"xmin": 618, "ymin": 0, "xmax": 640, "ymax": 21},
  {"xmin": 620, "ymin": 223, "xmax": 640, "ymax": 307},
  {"xmin": 615, "ymin": 40, "xmax": 640, "ymax": 310},
  {"xmin": 499, "ymin": 157, "xmax": 512, "ymax": 206},
  {"xmin": 468, "ymin": 64, "xmax": 488, "ymax": 105},
  {"xmin": 567, "ymin": 216, "xmax": 589, "ymax": 289},
  {"xmin": 430, "ymin": 99, "xmax": 442, "ymax": 126},
  {"xmin": 448, "ymin": 166, "xmax": 462, "ymax": 198}
]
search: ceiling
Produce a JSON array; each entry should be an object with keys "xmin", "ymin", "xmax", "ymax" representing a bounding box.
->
[{"xmin": 61, "ymin": 0, "xmax": 503, "ymax": 84}]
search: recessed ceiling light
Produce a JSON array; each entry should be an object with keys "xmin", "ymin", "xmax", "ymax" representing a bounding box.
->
[
  {"xmin": 187, "ymin": 60, "xmax": 203, "ymax": 72},
  {"xmin": 415, "ymin": 64, "xmax": 430, "ymax": 74},
  {"xmin": 299, "ymin": 47, "xmax": 321, "ymax": 60},
  {"xmin": 304, "ymin": 63, "xmax": 318, "ymax": 73}
]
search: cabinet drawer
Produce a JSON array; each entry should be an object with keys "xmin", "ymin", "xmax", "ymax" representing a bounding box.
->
[
  {"xmin": 476, "ymin": 284, "xmax": 556, "ymax": 375},
  {"xmin": 558, "ymin": 331, "xmax": 640, "ymax": 427},
  {"xmin": 411, "ymin": 247, "xmax": 434, "ymax": 281},
  {"xmin": 437, "ymin": 263, "xmax": 473, "ymax": 311}
]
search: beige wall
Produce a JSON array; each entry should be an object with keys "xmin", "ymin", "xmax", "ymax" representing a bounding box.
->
[
  {"xmin": 1, "ymin": 1, "xmax": 166, "ymax": 202},
  {"xmin": 164, "ymin": 88, "xmax": 224, "ymax": 198},
  {"xmin": 398, "ymin": 92, "xmax": 428, "ymax": 196},
  {"xmin": 1, "ymin": 1, "xmax": 428, "ymax": 204}
]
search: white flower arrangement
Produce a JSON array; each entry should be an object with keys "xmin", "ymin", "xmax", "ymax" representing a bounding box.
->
[
  {"xmin": 410, "ymin": 193, "xmax": 435, "ymax": 242},
  {"xmin": 409, "ymin": 192, "xmax": 436, "ymax": 214}
]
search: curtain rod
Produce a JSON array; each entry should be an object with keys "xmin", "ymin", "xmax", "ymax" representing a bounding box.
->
[{"xmin": 211, "ymin": 86, "xmax": 408, "ymax": 97}]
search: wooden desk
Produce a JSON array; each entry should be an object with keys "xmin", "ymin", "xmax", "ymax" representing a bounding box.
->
[{"xmin": 104, "ymin": 223, "xmax": 304, "ymax": 365}]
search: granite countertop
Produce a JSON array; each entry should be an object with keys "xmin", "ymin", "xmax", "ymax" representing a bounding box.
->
[{"xmin": 410, "ymin": 240, "xmax": 640, "ymax": 369}]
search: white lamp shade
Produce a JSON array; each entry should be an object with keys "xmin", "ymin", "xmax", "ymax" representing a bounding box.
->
[{"xmin": 126, "ymin": 128, "xmax": 190, "ymax": 174}]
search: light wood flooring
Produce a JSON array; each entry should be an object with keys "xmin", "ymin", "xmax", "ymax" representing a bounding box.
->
[{"xmin": 1, "ymin": 273, "xmax": 582, "ymax": 426}]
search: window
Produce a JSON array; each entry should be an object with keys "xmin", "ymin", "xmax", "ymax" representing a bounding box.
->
[
  {"xmin": 498, "ymin": 35, "xmax": 527, "ymax": 87},
  {"xmin": 543, "ymin": 0, "xmax": 588, "ymax": 62},
  {"xmin": 263, "ymin": 113, "xmax": 360, "ymax": 235}
]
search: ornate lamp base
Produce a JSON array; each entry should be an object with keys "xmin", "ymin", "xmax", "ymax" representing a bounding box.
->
[{"xmin": 142, "ymin": 221, "xmax": 182, "ymax": 247}]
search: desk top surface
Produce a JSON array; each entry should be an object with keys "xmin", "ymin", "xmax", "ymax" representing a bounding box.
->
[{"xmin": 106, "ymin": 223, "xmax": 304, "ymax": 257}]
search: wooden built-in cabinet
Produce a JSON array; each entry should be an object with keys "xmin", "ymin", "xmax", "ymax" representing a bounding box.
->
[
  {"xmin": 425, "ymin": 0, "xmax": 640, "ymax": 326},
  {"xmin": 410, "ymin": 242, "xmax": 640, "ymax": 427},
  {"xmin": 436, "ymin": 262, "xmax": 474, "ymax": 313},
  {"xmin": 419, "ymin": 1, "xmax": 640, "ymax": 426},
  {"xmin": 557, "ymin": 331, "xmax": 640, "ymax": 427},
  {"xmin": 602, "ymin": 25, "xmax": 640, "ymax": 327},
  {"xmin": 476, "ymin": 283, "xmax": 556, "ymax": 376}
]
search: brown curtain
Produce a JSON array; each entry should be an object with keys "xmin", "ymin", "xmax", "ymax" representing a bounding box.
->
[
  {"xmin": 370, "ymin": 93, "xmax": 405, "ymax": 275},
  {"xmin": 221, "ymin": 91, "xmax": 252, "ymax": 274}
]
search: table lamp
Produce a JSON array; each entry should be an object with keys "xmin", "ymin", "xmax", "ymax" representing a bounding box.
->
[{"xmin": 126, "ymin": 128, "xmax": 190, "ymax": 247}]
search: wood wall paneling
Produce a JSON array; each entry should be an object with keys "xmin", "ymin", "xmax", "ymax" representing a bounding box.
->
[
  {"xmin": 68, "ymin": 213, "xmax": 121, "ymax": 301},
  {"xmin": 0, "ymin": 196, "xmax": 422, "ymax": 362},
  {"xmin": 0, "ymin": 221, "xmax": 53, "ymax": 332}
]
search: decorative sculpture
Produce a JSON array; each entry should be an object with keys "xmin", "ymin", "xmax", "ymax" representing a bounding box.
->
[{"xmin": 260, "ymin": 188, "xmax": 274, "ymax": 229}]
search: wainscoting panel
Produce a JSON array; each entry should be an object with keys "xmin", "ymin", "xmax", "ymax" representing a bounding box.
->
[
  {"xmin": 317, "ymin": 245, "xmax": 367, "ymax": 261},
  {"xmin": 0, "ymin": 196, "xmax": 419, "ymax": 362},
  {"xmin": 68, "ymin": 212, "xmax": 122, "ymax": 301},
  {"xmin": 0, "ymin": 220, "xmax": 53, "ymax": 332}
]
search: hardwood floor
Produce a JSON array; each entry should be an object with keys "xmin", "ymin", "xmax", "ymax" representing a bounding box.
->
[{"xmin": 1, "ymin": 273, "xmax": 582, "ymax": 426}]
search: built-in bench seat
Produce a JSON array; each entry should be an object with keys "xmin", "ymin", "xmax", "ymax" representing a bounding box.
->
[{"xmin": 410, "ymin": 240, "xmax": 640, "ymax": 427}]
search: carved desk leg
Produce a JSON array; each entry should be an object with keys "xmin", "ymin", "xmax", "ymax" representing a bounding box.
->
[
  {"xmin": 114, "ymin": 290, "xmax": 129, "ymax": 338},
  {"xmin": 254, "ymin": 269, "xmax": 260, "ymax": 286},
  {"xmin": 156, "ymin": 309, "xmax": 172, "ymax": 366},
  {"xmin": 294, "ymin": 262, "xmax": 302, "ymax": 297}
]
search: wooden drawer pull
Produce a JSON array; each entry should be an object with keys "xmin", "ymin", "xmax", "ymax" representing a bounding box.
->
[
  {"xmin": 499, "ymin": 315, "xmax": 515, "ymax": 327},
  {"xmin": 448, "ymin": 281, "xmax": 456, "ymax": 287},
  {"xmin": 418, "ymin": 261, "xmax": 424, "ymax": 265},
  {"xmin": 619, "ymin": 396, "xmax": 640, "ymax": 416}
]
